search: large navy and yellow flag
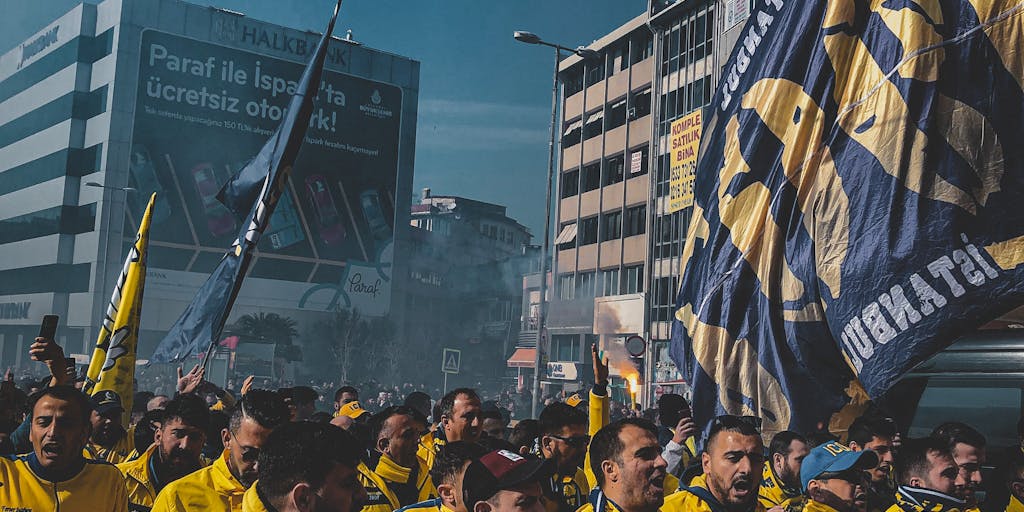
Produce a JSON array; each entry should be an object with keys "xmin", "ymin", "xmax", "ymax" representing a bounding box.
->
[
  {"xmin": 149, "ymin": 0, "xmax": 343, "ymax": 363},
  {"xmin": 671, "ymin": 0, "xmax": 1024, "ymax": 437},
  {"xmin": 87, "ymin": 193, "xmax": 155, "ymax": 424}
]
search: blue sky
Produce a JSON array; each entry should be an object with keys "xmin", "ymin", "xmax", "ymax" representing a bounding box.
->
[{"xmin": 1, "ymin": 0, "xmax": 646, "ymax": 236}]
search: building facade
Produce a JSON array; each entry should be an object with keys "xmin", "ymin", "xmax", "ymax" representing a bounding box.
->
[
  {"xmin": 547, "ymin": 1, "xmax": 751, "ymax": 406},
  {"xmin": 407, "ymin": 188, "xmax": 536, "ymax": 389},
  {"xmin": 0, "ymin": 0, "xmax": 419, "ymax": 377}
]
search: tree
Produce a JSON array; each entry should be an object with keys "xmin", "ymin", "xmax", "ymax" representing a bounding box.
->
[{"xmin": 234, "ymin": 312, "xmax": 299, "ymax": 344}]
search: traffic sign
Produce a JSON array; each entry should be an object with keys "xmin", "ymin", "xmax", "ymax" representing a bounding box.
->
[
  {"xmin": 625, "ymin": 335, "xmax": 646, "ymax": 357},
  {"xmin": 442, "ymin": 348, "xmax": 461, "ymax": 374}
]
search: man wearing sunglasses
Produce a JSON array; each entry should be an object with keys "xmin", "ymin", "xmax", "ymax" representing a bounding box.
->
[
  {"xmin": 800, "ymin": 441, "xmax": 877, "ymax": 512},
  {"xmin": 152, "ymin": 389, "xmax": 290, "ymax": 512},
  {"xmin": 539, "ymin": 401, "xmax": 590, "ymax": 512},
  {"xmin": 887, "ymin": 437, "xmax": 966, "ymax": 512},
  {"xmin": 118, "ymin": 394, "xmax": 210, "ymax": 511},
  {"xmin": 663, "ymin": 415, "xmax": 764, "ymax": 512}
]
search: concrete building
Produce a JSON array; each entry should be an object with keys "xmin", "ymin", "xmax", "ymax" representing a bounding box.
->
[
  {"xmin": 407, "ymin": 188, "xmax": 536, "ymax": 389},
  {"xmin": 546, "ymin": 1, "xmax": 751, "ymax": 405},
  {"xmin": 0, "ymin": 0, "xmax": 419, "ymax": 377}
]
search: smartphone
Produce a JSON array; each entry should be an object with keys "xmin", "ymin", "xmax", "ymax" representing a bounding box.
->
[
  {"xmin": 38, "ymin": 315, "xmax": 59, "ymax": 340},
  {"xmin": 64, "ymin": 357, "xmax": 77, "ymax": 377}
]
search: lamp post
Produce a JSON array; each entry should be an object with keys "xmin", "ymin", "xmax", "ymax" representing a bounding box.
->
[
  {"xmin": 514, "ymin": 31, "xmax": 600, "ymax": 418},
  {"xmin": 85, "ymin": 181, "xmax": 136, "ymax": 193}
]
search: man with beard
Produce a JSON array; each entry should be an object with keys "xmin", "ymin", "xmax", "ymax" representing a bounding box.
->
[
  {"xmin": 118, "ymin": 394, "xmax": 209, "ymax": 511},
  {"xmin": 462, "ymin": 449, "xmax": 554, "ymax": 512},
  {"xmin": 152, "ymin": 389, "xmax": 290, "ymax": 512},
  {"xmin": 579, "ymin": 418, "xmax": 668, "ymax": 512},
  {"xmin": 241, "ymin": 421, "xmax": 368, "ymax": 512},
  {"xmin": 334, "ymin": 386, "xmax": 360, "ymax": 416},
  {"xmin": 360, "ymin": 406, "xmax": 436, "ymax": 512},
  {"xmin": 800, "ymin": 441, "xmax": 878, "ymax": 512},
  {"xmin": 86, "ymin": 389, "xmax": 136, "ymax": 463},
  {"xmin": 664, "ymin": 415, "xmax": 764, "ymax": 512},
  {"xmin": 848, "ymin": 415, "xmax": 898, "ymax": 512},
  {"xmin": 886, "ymin": 438, "xmax": 966, "ymax": 512},
  {"xmin": 538, "ymin": 401, "xmax": 590, "ymax": 512},
  {"xmin": 931, "ymin": 423, "xmax": 987, "ymax": 512},
  {"xmin": 0, "ymin": 385, "xmax": 129, "ymax": 511},
  {"xmin": 760, "ymin": 431, "xmax": 810, "ymax": 511}
]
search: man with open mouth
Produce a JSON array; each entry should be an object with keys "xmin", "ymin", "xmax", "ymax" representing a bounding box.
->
[
  {"xmin": 0, "ymin": 385, "xmax": 129, "ymax": 510},
  {"xmin": 579, "ymin": 418, "xmax": 669, "ymax": 512}
]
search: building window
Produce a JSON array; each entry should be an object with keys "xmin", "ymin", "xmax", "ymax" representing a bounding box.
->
[
  {"xmin": 587, "ymin": 61, "xmax": 605, "ymax": 85},
  {"xmin": 552, "ymin": 335, "xmax": 581, "ymax": 362},
  {"xmin": 584, "ymin": 109, "xmax": 604, "ymax": 140},
  {"xmin": 559, "ymin": 273, "xmax": 575, "ymax": 300},
  {"xmin": 561, "ymin": 169, "xmax": 580, "ymax": 198},
  {"xmin": 579, "ymin": 216, "xmax": 599, "ymax": 245},
  {"xmin": 654, "ymin": 276, "xmax": 680, "ymax": 321},
  {"xmin": 607, "ymin": 98, "xmax": 627, "ymax": 131},
  {"xmin": 581, "ymin": 162, "xmax": 601, "ymax": 193},
  {"xmin": 624, "ymin": 265, "xmax": 644, "ymax": 294},
  {"xmin": 631, "ymin": 31, "xmax": 653, "ymax": 64},
  {"xmin": 576, "ymin": 271, "xmax": 596, "ymax": 298},
  {"xmin": 607, "ymin": 44, "xmax": 626, "ymax": 76},
  {"xmin": 563, "ymin": 119, "xmax": 582, "ymax": 147},
  {"xmin": 556, "ymin": 222, "xmax": 578, "ymax": 251},
  {"xmin": 625, "ymin": 204, "xmax": 646, "ymax": 237},
  {"xmin": 630, "ymin": 89, "xmax": 652, "ymax": 120},
  {"xmin": 564, "ymin": 66, "xmax": 584, "ymax": 97},
  {"xmin": 602, "ymin": 209, "xmax": 622, "ymax": 242},
  {"xmin": 601, "ymin": 268, "xmax": 621, "ymax": 296},
  {"xmin": 629, "ymin": 145, "xmax": 650, "ymax": 176},
  {"xmin": 604, "ymin": 155, "xmax": 624, "ymax": 186}
]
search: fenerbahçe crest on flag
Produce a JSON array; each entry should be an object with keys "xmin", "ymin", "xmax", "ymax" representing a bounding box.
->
[
  {"xmin": 86, "ymin": 193, "xmax": 155, "ymax": 425},
  {"xmin": 670, "ymin": 0, "xmax": 1024, "ymax": 436}
]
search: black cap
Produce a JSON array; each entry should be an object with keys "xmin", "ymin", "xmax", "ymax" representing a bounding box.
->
[{"xmin": 90, "ymin": 390, "xmax": 124, "ymax": 416}]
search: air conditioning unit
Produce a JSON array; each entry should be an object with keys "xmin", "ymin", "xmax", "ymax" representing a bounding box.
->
[{"xmin": 627, "ymin": 107, "xmax": 638, "ymax": 120}]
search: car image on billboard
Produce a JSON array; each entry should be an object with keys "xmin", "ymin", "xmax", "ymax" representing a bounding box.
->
[
  {"xmin": 190, "ymin": 162, "xmax": 236, "ymax": 238},
  {"xmin": 304, "ymin": 174, "xmax": 346, "ymax": 246}
]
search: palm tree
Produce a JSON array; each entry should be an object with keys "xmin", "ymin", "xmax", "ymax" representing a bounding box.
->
[{"xmin": 234, "ymin": 312, "xmax": 299, "ymax": 345}]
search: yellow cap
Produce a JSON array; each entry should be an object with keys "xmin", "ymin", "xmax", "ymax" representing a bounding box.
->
[
  {"xmin": 339, "ymin": 401, "xmax": 369, "ymax": 419},
  {"xmin": 565, "ymin": 393, "xmax": 583, "ymax": 408}
]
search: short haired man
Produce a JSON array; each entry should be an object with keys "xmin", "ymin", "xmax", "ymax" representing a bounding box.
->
[
  {"xmin": 398, "ymin": 441, "xmax": 489, "ymax": 512},
  {"xmin": 760, "ymin": 431, "xmax": 810, "ymax": 510},
  {"xmin": 0, "ymin": 386, "xmax": 129, "ymax": 511},
  {"xmin": 657, "ymin": 394, "xmax": 697, "ymax": 477},
  {"xmin": 360, "ymin": 406, "xmax": 436, "ymax": 512},
  {"xmin": 152, "ymin": 389, "xmax": 290, "ymax": 512},
  {"xmin": 462, "ymin": 449, "xmax": 554, "ymax": 512},
  {"xmin": 887, "ymin": 437, "xmax": 966, "ymax": 512},
  {"xmin": 932, "ymin": 422, "xmax": 987, "ymax": 511},
  {"xmin": 848, "ymin": 414, "xmax": 898, "ymax": 512},
  {"xmin": 509, "ymin": 419, "xmax": 541, "ymax": 457},
  {"xmin": 581, "ymin": 418, "xmax": 669, "ymax": 512},
  {"xmin": 800, "ymin": 441, "xmax": 877, "ymax": 512},
  {"xmin": 241, "ymin": 421, "xmax": 368, "ymax": 512},
  {"xmin": 663, "ymin": 415, "xmax": 765, "ymax": 512},
  {"xmin": 481, "ymin": 403, "xmax": 507, "ymax": 440},
  {"xmin": 118, "ymin": 394, "xmax": 210, "ymax": 511},
  {"xmin": 287, "ymin": 386, "xmax": 319, "ymax": 421},
  {"xmin": 420, "ymin": 388, "xmax": 481, "ymax": 469},
  {"xmin": 335, "ymin": 386, "xmax": 360, "ymax": 415},
  {"xmin": 539, "ymin": 401, "xmax": 591, "ymax": 512},
  {"xmin": 86, "ymin": 389, "xmax": 136, "ymax": 463}
]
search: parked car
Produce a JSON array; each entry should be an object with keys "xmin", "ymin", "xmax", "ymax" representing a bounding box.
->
[
  {"xmin": 190, "ymin": 162, "xmax": 236, "ymax": 237},
  {"xmin": 304, "ymin": 175, "xmax": 345, "ymax": 245}
]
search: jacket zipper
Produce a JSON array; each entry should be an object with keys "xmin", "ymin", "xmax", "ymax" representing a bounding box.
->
[{"xmin": 53, "ymin": 482, "xmax": 60, "ymax": 512}]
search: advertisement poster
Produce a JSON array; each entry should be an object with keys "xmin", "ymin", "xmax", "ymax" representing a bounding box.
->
[
  {"xmin": 667, "ymin": 109, "xmax": 701, "ymax": 213},
  {"xmin": 129, "ymin": 30, "xmax": 401, "ymax": 314}
]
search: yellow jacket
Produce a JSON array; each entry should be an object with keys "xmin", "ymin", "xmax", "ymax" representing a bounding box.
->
[
  {"xmin": 85, "ymin": 426, "xmax": 136, "ymax": 464},
  {"xmin": 418, "ymin": 430, "xmax": 443, "ymax": 470},
  {"xmin": 662, "ymin": 474, "xmax": 766, "ymax": 512},
  {"xmin": 0, "ymin": 452, "xmax": 129, "ymax": 512},
  {"xmin": 1007, "ymin": 495, "xmax": 1024, "ymax": 512},
  {"xmin": 546, "ymin": 467, "xmax": 591, "ymax": 512},
  {"xmin": 374, "ymin": 453, "xmax": 437, "ymax": 507},
  {"xmin": 116, "ymin": 444, "xmax": 161, "ymax": 510},
  {"xmin": 575, "ymin": 488, "xmax": 623, "ymax": 512},
  {"xmin": 359, "ymin": 460, "xmax": 402, "ymax": 512},
  {"xmin": 241, "ymin": 483, "xmax": 270, "ymax": 512},
  {"xmin": 758, "ymin": 461, "xmax": 804, "ymax": 511},
  {"xmin": 151, "ymin": 449, "xmax": 245, "ymax": 512}
]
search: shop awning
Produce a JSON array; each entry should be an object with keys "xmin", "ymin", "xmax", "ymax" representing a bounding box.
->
[{"xmin": 507, "ymin": 348, "xmax": 536, "ymax": 368}]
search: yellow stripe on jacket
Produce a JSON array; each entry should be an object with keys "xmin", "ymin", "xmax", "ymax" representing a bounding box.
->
[
  {"xmin": 116, "ymin": 444, "xmax": 160, "ymax": 510},
  {"xmin": 151, "ymin": 449, "xmax": 243, "ymax": 512},
  {"xmin": 0, "ymin": 452, "xmax": 129, "ymax": 512}
]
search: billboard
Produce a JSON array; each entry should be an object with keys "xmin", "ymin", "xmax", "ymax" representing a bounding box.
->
[
  {"xmin": 667, "ymin": 110, "xmax": 702, "ymax": 214},
  {"xmin": 129, "ymin": 30, "xmax": 401, "ymax": 315}
]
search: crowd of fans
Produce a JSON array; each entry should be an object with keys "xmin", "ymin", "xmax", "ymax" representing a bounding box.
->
[{"xmin": 0, "ymin": 335, "xmax": 1019, "ymax": 512}]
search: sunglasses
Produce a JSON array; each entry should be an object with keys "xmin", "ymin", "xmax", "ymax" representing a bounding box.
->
[
  {"xmin": 710, "ymin": 415, "xmax": 762, "ymax": 432},
  {"xmin": 230, "ymin": 431, "xmax": 260, "ymax": 463},
  {"xmin": 549, "ymin": 434, "xmax": 591, "ymax": 447},
  {"xmin": 818, "ymin": 470, "xmax": 867, "ymax": 485}
]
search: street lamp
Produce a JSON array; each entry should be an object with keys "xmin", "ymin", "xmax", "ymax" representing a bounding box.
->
[
  {"xmin": 514, "ymin": 30, "xmax": 600, "ymax": 418},
  {"xmin": 86, "ymin": 181, "xmax": 136, "ymax": 192}
]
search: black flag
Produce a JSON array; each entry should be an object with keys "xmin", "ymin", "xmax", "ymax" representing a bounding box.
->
[{"xmin": 150, "ymin": 0, "xmax": 343, "ymax": 364}]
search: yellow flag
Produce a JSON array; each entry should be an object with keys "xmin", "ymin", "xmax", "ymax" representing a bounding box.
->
[{"xmin": 88, "ymin": 193, "xmax": 155, "ymax": 426}]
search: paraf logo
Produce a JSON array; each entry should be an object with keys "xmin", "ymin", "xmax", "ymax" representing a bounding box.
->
[{"xmin": 359, "ymin": 89, "xmax": 392, "ymax": 119}]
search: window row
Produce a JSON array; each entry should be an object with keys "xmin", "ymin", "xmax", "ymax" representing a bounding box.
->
[
  {"xmin": 556, "ymin": 204, "xmax": 646, "ymax": 251},
  {"xmin": 561, "ymin": 146, "xmax": 649, "ymax": 199},
  {"xmin": 563, "ymin": 89, "xmax": 651, "ymax": 147},
  {"xmin": 563, "ymin": 30, "xmax": 655, "ymax": 97},
  {"xmin": 557, "ymin": 264, "xmax": 645, "ymax": 300},
  {"xmin": 660, "ymin": 7, "xmax": 715, "ymax": 76}
]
